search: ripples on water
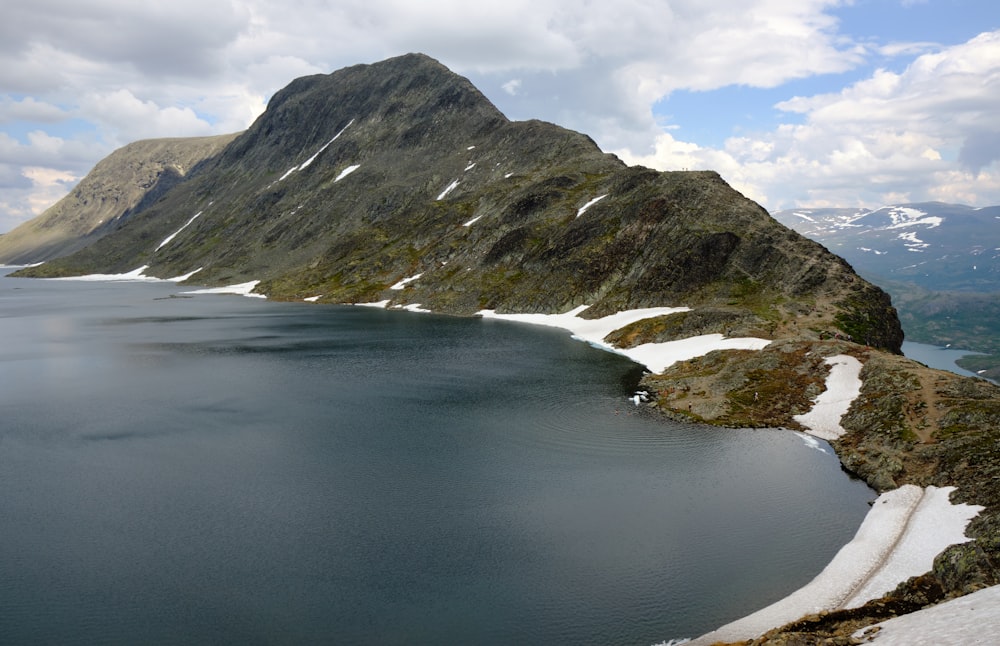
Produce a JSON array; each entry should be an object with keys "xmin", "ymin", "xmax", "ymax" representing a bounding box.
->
[{"xmin": 0, "ymin": 270, "xmax": 875, "ymax": 645}]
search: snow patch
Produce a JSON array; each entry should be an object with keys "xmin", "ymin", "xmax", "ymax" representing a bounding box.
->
[
  {"xmin": 354, "ymin": 300, "xmax": 391, "ymax": 308},
  {"xmin": 394, "ymin": 303, "xmax": 431, "ymax": 313},
  {"xmin": 49, "ymin": 266, "xmax": 159, "ymax": 282},
  {"xmin": 898, "ymin": 231, "xmax": 929, "ymax": 251},
  {"xmin": 463, "ymin": 214, "xmax": 484, "ymax": 227},
  {"xmin": 335, "ymin": 164, "xmax": 360, "ymax": 182},
  {"xmin": 436, "ymin": 179, "xmax": 460, "ymax": 200},
  {"xmin": 182, "ymin": 281, "xmax": 265, "ymax": 299},
  {"xmin": 477, "ymin": 305, "xmax": 770, "ymax": 374},
  {"xmin": 167, "ymin": 267, "xmax": 203, "ymax": 282},
  {"xmin": 280, "ymin": 119, "xmax": 354, "ymax": 180},
  {"xmin": 576, "ymin": 194, "xmax": 608, "ymax": 217},
  {"xmin": 304, "ymin": 295, "xmax": 322, "ymax": 302},
  {"xmin": 156, "ymin": 211, "xmax": 202, "ymax": 251},
  {"xmin": 793, "ymin": 355, "xmax": 862, "ymax": 441},
  {"xmin": 886, "ymin": 216, "xmax": 943, "ymax": 229},
  {"xmin": 852, "ymin": 584, "xmax": 1000, "ymax": 644},
  {"xmin": 390, "ymin": 273, "xmax": 423, "ymax": 290}
]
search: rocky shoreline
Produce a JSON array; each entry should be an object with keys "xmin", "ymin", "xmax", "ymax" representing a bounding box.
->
[{"xmin": 640, "ymin": 339, "xmax": 1000, "ymax": 644}]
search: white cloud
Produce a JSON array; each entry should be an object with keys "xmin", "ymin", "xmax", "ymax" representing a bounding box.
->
[
  {"xmin": 501, "ymin": 79, "xmax": 522, "ymax": 96},
  {"xmin": 78, "ymin": 89, "xmax": 215, "ymax": 146},
  {"xmin": 621, "ymin": 29, "xmax": 1000, "ymax": 209}
]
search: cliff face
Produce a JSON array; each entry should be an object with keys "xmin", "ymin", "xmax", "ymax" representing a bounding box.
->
[
  {"xmin": 15, "ymin": 53, "xmax": 902, "ymax": 353},
  {"xmin": 0, "ymin": 134, "xmax": 237, "ymax": 264}
]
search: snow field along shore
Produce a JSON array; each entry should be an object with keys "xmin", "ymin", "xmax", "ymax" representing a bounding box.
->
[
  {"xmin": 476, "ymin": 305, "xmax": 772, "ymax": 374},
  {"xmin": 687, "ymin": 485, "xmax": 983, "ymax": 644},
  {"xmin": 684, "ymin": 351, "xmax": 984, "ymax": 645},
  {"xmin": 48, "ymin": 265, "xmax": 204, "ymax": 283}
]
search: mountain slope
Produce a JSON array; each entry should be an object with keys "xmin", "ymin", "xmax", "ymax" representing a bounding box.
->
[
  {"xmin": 0, "ymin": 134, "xmax": 238, "ymax": 264},
  {"xmin": 17, "ymin": 53, "xmax": 902, "ymax": 352}
]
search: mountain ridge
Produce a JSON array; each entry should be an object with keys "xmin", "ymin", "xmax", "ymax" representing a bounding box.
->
[
  {"xmin": 14, "ymin": 53, "xmax": 902, "ymax": 353},
  {"xmin": 0, "ymin": 134, "xmax": 238, "ymax": 264}
]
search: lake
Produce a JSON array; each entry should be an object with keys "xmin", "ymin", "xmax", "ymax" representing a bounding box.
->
[
  {"xmin": 0, "ymin": 267, "xmax": 874, "ymax": 645},
  {"xmin": 902, "ymin": 340, "xmax": 986, "ymax": 380}
]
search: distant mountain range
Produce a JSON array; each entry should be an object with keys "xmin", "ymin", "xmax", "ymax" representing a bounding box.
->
[
  {"xmin": 773, "ymin": 202, "xmax": 1000, "ymax": 377},
  {"xmin": 772, "ymin": 203, "xmax": 1000, "ymax": 292}
]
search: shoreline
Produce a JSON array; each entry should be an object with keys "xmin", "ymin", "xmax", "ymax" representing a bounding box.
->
[{"xmin": 686, "ymin": 485, "xmax": 983, "ymax": 644}]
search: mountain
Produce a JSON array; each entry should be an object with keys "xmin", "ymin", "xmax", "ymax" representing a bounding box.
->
[
  {"xmin": 772, "ymin": 203, "xmax": 1000, "ymax": 292},
  {"xmin": 773, "ymin": 203, "xmax": 1000, "ymax": 378},
  {"xmin": 0, "ymin": 134, "xmax": 237, "ymax": 264},
  {"xmin": 15, "ymin": 54, "xmax": 901, "ymax": 352},
  {"xmin": 9, "ymin": 53, "xmax": 1000, "ymax": 641}
]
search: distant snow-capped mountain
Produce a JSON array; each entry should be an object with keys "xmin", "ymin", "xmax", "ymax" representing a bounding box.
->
[{"xmin": 772, "ymin": 202, "xmax": 1000, "ymax": 292}]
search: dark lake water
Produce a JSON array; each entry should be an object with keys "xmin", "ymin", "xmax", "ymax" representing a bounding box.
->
[{"xmin": 0, "ymin": 267, "xmax": 875, "ymax": 645}]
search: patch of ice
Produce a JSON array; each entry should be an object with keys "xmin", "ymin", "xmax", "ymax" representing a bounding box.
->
[
  {"xmin": 793, "ymin": 430, "xmax": 829, "ymax": 454},
  {"xmin": 182, "ymin": 280, "xmax": 265, "ymax": 298},
  {"xmin": 576, "ymin": 194, "xmax": 608, "ymax": 217},
  {"xmin": 335, "ymin": 164, "xmax": 360, "ymax": 182},
  {"xmin": 436, "ymin": 179, "xmax": 460, "ymax": 200},
  {"xmin": 390, "ymin": 273, "xmax": 423, "ymax": 290}
]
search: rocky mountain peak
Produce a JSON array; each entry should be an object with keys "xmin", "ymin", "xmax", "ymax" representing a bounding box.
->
[{"xmin": 16, "ymin": 54, "xmax": 901, "ymax": 353}]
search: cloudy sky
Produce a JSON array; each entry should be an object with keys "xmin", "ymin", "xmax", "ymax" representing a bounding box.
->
[{"xmin": 1, "ymin": 0, "xmax": 998, "ymax": 233}]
